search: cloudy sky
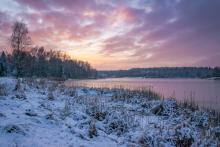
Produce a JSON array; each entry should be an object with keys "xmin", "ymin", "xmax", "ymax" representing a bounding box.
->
[{"xmin": 0, "ymin": 0, "xmax": 220, "ymax": 70}]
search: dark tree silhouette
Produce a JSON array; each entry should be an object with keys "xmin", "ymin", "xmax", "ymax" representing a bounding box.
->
[
  {"xmin": 213, "ymin": 67, "xmax": 220, "ymax": 77},
  {"xmin": 0, "ymin": 21, "xmax": 97, "ymax": 79},
  {"xmin": 98, "ymin": 67, "xmax": 213, "ymax": 78},
  {"xmin": 0, "ymin": 51, "xmax": 7, "ymax": 76}
]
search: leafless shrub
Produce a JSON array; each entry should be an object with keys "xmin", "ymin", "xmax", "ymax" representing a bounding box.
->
[
  {"xmin": 107, "ymin": 118, "xmax": 128, "ymax": 136},
  {"xmin": 58, "ymin": 84, "xmax": 65, "ymax": 93},
  {"xmin": 105, "ymin": 110, "xmax": 137, "ymax": 136},
  {"xmin": 111, "ymin": 88, "xmax": 160, "ymax": 104},
  {"xmin": 14, "ymin": 90, "xmax": 26, "ymax": 100},
  {"xmin": 14, "ymin": 79, "xmax": 22, "ymax": 91},
  {"xmin": 47, "ymin": 91, "xmax": 54, "ymax": 100},
  {"xmin": 138, "ymin": 134, "xmax": 154, "ymax": 147},
  {"xmin": 61, "ymin": 98, "xmax": 72, "ymax": 119},
  {"xmin": 25, "ymin": 109, "xmax": 37, "ymax": 117},
  {"xmin": 47, "ymin": 84, "xmax": 55, "ymax": 100},
  {"xmin": 84, "ymin": 96, "xmax": 107, "ymax": 121},
  {"xmin": 25, "ymin": 78, "xmax": 34, "ymax": 87},
  {"xmin": 0, "ymin": 84, "xmax": 7, "ymax": 96},
  {"xmin": 88, "ymin": 121, "xmax": 98, "ymax": 138},
  {"xmin": 150, "ymin": 103, "xmax": 164, "ymax": 115},
  {"xmin": 176, "ymin": 137, "xmax": 193, "ymax": 147},
  {"xmin": 38, "ymin": 79, "xmax": 46, "ymax": 88},
  {"xmin": 178, "ymin": 91, "xmax": 199, "ymax": 112},
  {"xmin": 4, "ymin": 124, "xmax": 25, "ymax": 135},
  {"xmin": 45, "ymin": 113, "xmax": 54, "ymax": 120},
  {"xmin": 174, "ymin": 127, "xmax": 194, "ymax": 147},
  {"xmin": 191, "ymin": 111, "xmax": 209, "ymax": 128},
  {"xmin": 64, "ymin": 88, "xmax": 76, "ymax": 97}
]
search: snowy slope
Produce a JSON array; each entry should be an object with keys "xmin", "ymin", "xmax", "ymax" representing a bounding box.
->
[{"xmin": 0, "ymin": 78, "xmax": 219, "ymax": 147}]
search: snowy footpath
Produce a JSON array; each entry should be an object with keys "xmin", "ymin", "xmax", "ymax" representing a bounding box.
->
[{"xmin": 0, "ymin": 77, "xmax": 219, "ymax": 147}]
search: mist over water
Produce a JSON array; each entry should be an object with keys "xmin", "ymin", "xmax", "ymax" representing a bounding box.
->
[{"xmin": 65, "ymin": 78, "xmax": 220, "ymax": 112}]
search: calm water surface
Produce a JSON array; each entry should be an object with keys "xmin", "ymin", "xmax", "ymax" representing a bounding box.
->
[{"xmin": 65, "ymin": 78, "xmax": 220, "ymax": 112}]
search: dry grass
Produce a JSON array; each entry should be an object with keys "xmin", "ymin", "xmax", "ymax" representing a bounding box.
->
[{"xmin": 0, "ymin": 84, "xmax": 6, "ymax": 96}]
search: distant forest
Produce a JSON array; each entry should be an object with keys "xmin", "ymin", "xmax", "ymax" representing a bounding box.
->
[
  {"xmin": 0, "ymin": 21, "xmax": 97, "ymax": 79},
  {"xmin": 98, "ymin": 67, "xmax": 220, "ymax": 78}
]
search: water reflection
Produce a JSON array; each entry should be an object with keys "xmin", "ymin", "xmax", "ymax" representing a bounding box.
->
[{"xmin": 65, "ymin": 78, "xmax": 220, "ymax": 112}]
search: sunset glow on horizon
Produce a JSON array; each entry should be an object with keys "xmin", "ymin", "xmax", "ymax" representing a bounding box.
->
[{"xmin": 0, "ymin": 0, "xmax": 220, "ymax": 70}]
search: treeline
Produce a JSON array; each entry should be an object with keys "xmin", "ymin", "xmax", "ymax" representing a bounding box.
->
[
  {"xmin": 0, "ymin": 48, "xmax": 97, "ymax": 78},
  {"xmin": 98, "ymin": 67, "xmax": 219, "ymax": 78},
  {"xmin": 0, "ymin": 21, "xmax": 96, "ymax": 79}
]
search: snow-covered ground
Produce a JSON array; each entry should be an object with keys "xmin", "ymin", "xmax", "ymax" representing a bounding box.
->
[{"xmin": 0, "ymin": 77, "xmax": 219, "ymax": 147}]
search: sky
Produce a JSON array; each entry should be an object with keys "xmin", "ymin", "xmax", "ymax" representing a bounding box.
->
[{"xmin": 0, "ymin": 0, "xmax": 220, "ymax": 70}]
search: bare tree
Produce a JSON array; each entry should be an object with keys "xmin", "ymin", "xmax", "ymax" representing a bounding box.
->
[
  {"xmin": 10, "ymin": 21, "xmax": 31, "ymax": 51},
  {"xmin": 10, "ymin": 21, "xmax": 31, "ymax": 77}
]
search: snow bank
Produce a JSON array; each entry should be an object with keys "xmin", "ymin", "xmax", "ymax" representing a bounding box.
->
[{"xmin": 0, "ymin": 77, "xmax": 219, "ymax": 147}]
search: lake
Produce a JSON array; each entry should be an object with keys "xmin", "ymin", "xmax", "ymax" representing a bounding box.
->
[{"xmin": 65, "ymin": 78, "xmax": 220, "ymax": 112}]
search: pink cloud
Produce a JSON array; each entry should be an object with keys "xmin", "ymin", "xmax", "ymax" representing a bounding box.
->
[{"xmin": 0, "ymin": 0, "xmax": 219, "ymax": 69}]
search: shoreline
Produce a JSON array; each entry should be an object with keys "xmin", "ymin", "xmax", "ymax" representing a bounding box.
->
[{"xmin": 0, "ymin": 77, "xmax": 219, "ymax": 146}]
